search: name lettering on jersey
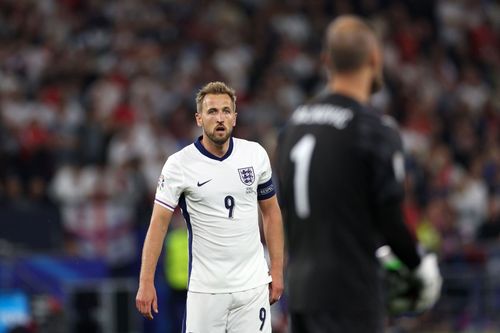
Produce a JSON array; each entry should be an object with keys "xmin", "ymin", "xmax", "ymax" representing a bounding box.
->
[
  {"xmin": 238, "ymin": 167, "xmax": 255, "ymax": 186},
  {"xmin": 291, "ymin": 104, "xmax": 354, "ymax": 129}
]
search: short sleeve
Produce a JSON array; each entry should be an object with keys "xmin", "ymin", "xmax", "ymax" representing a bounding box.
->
[
  {"xmin": 155, "ymin": 155, "xmax": 185, "ymax": 211},
  {"xmin": 256, "ymin": 144, "xmax": 276, "ymax": 200}
]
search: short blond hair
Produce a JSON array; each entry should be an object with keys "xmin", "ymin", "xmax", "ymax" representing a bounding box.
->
[{"xmin": 196, "ymin": 81, "xmax": 236, "ymax": 113}]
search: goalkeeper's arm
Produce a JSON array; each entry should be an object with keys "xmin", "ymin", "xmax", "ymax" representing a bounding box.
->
[{"xmin": 376, "ymin": 199, "xmax": 442, "ymax": 312}]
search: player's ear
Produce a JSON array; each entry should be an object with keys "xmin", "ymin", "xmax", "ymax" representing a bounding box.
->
[
  {"xmin": 368, "ymin": 43, "xmax": 382, "ymax": 74},
  {"xmin": 232, "ymin": 112, "xmax": 237, "ymax": 127},
  {"xmin": 195, "ymin": 112, "xmax": 203, "ymax": 127},
  {"xmin": 321, "ymin": 50, "xmax": 331, "ymax": 70},
  {"xmin": 321, "ymin": 50, "xmax": 335, "ymax": 80}
]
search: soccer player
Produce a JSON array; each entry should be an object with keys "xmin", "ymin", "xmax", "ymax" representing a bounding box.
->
[
  {"xmin": 136, "ymin": 81, "xmax": 284, "ymax": 333},
  {"xmin": 277, "ymin": 16, "xmax": 442, "ymax": 333}
]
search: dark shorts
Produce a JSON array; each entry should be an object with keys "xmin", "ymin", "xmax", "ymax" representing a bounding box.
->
[{"xmin": 290, "ymin": 311, "xmax": 384, "ymax": 333}]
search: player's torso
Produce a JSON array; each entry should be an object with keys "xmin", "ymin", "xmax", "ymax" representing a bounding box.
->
[
  {"xmin": 177, "ymin": 138, "xmax": 271, "ymax": 292},
  {"xmin": 278, "ymin": 94, "xmax": 366, "ymax": 223},
  {"xmin": 278, "ymin": 94, "xmax": 391, "ymax": 310},
  {"xmin": 180, "ymin": 140, "xmax": 262, "ymax": 226}
]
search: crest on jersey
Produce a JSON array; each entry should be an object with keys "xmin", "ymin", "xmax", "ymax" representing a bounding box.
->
[{"xmin": 238, "ymin": 167, "xmax": 255, "ymax": 186}]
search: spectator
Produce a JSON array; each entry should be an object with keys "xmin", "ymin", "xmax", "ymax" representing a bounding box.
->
[{"xmin": 0, "ymin": 1, "xmax": 497, "ymax": 331}]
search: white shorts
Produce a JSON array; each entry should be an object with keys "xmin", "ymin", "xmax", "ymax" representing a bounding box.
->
[{"xmin": 183, "ymin": 284, "xmax": 271, "ymax": 333}]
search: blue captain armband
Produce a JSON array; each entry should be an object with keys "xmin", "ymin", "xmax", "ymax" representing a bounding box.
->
[{"xmin": 257, "ymin": 179, "xmax": 275, "ymax": 200}]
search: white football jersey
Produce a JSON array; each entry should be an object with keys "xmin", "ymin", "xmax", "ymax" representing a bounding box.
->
[{"xmin": 155, "ymin": 137, "xmax": 275, "ymax": 293}]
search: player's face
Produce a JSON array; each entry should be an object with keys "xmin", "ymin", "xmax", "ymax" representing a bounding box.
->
[{"xmin": 196, "ymin": 93, "xmax": 237, "ymax": 145}]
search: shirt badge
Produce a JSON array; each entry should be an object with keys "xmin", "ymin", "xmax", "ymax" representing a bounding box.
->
[
  {"xmin": 157, "ymin": 174, "xmax": 165, "ymax": 190},
  {"xmin": 238, "ymin": 167, "xmax": 255, "ymax": 186}
]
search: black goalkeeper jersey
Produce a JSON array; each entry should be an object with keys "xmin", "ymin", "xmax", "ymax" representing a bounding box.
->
[{"xmin": 277, "ymin": 93, "xmax": 421, "ymax": 317}]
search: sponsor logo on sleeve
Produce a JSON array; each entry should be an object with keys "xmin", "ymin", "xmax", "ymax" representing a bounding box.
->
[{"xmin": 157, "ymin": 174, "xmax": 165, "ymax": 190}]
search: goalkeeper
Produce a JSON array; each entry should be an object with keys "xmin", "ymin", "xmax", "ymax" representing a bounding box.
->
[{"xmin": 277, "ymin": 15, "xmax": 442, "ymax": 333}]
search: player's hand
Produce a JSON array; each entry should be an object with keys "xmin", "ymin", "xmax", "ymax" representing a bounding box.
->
[
  {"xmin": 412, "ymin": 253, "xmax": 442, "ymax": 312},
  {"xmin": 269, "ymin": 270, "xmax": 284, "ymax": 305},
  {"xmin": 136, "ymin": 283, "xmax": 158, "ymax": 320}
]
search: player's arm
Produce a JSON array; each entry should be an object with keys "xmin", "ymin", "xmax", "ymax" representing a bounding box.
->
[
  {"xmin": 136, "ymin": 203, "xmax": 174, "ymax": 320},
  {"xmin": 259, "ymin": 195, "xmax": 284, "ymax": 305},
  {"xmin": 369, "ymin": 118, "xmax": 441, "ymax": 311},
  {"xmin": 368, "ymin": 119, "xmax": 421, "ymax": 269}
]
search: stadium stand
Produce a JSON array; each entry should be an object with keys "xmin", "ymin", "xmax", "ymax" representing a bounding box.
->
[{"xmin": 0, "ymin": 0, "xmax": 498, "ymax": 332}]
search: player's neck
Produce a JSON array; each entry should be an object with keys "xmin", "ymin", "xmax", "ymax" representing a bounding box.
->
[
  {"xmin": 328, "ymin": 71, "xmax": 370, "ymax": 104},
  {"xmin": 201, "ymin": 135, "xmax": 229, "ymax": 158}
]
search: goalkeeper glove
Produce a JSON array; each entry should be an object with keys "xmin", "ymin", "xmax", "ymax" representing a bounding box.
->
[
  {"xmin": 412, "ymin": 252, "xmax": 442, "ymax": 312},
  {"xmin": 376, "ymin": 246, "xmax": 442, "ymax": 315}
]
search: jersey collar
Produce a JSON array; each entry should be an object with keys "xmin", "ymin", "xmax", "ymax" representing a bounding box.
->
[{"xmin": 194, "ymin": 136, "xmax": 234, "ymax": 161}]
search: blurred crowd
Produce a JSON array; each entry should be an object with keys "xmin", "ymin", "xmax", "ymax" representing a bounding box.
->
[{"xmin": 0, "ymin": 0, "xmax": 499, "ymax": 328}]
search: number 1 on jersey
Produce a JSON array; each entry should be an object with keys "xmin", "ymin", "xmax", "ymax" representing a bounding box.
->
[
  {"xmin": 290, "ymin": 134, "xmax": 316, "ymax": 219},
  {"xmin": 224, "ymin": 195, "xmax": 235, "ymax": 218}
]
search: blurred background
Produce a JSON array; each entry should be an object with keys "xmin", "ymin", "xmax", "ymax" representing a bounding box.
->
[{"xmin": 0, "ymin": 0, "xmax": 498, "ymax": 332}]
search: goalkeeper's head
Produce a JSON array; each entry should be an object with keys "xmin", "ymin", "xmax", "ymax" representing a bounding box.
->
[{"xmin": 323, "ymin": 15, "xmax": 384, "ymax": 96}]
